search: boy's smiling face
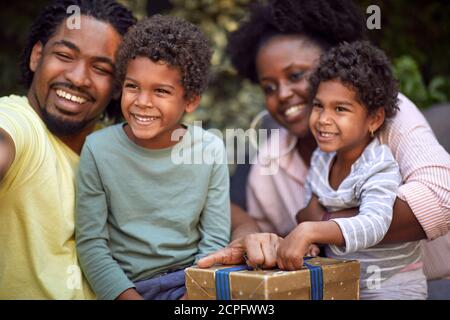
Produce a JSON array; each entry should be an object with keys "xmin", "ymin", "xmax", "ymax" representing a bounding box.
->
[
  {"xmin": 121, "ymin": 56, "xmax": 199, "ymax": 149},
  {"xmin": 309, "ymin": 79, "xmax": 384, "ymax": 159}
]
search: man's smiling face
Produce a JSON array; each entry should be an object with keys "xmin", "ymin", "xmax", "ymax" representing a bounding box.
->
[{"xmin": 27, "ymin": 15, "xmax": 122, "ymax": 136}]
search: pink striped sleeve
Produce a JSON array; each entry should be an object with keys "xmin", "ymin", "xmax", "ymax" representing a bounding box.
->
[
  {"xmin": 399, "ymin": 180, "xmax": 448, "ymax": 240},
  {"xmin": 381, "ymin": 93, "xmax": 450, "ymax": 240}
]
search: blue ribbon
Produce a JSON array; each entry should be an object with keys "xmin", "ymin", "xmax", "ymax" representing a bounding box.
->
[
  {"xmin": 303, "ymin": 257, "xmax": 324, "ymax": 300},
  {"xmin": 215, "ymin": 265, "xmax": 252, "ymax": 300},
  {"xmin": 214, "ymin": 259, "xmax": 323, "ymax": 300}
]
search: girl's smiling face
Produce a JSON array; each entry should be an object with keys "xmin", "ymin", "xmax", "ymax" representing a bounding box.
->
[
  {"xmin": 256, "ymin": 35, "xmax": 323, "ymax": 138},
  {"xmin": 121, "ymin": 56, "xmax": 199, "ymax": 149},
  {"xmin": 309, "ymin": 79, "xmax": 384, "ymax": 159}
]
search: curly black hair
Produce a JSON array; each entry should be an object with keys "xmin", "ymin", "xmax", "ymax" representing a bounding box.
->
[
  {"xmin": 115, "ymin": 15, "xmax": 212, "ymax": 102},
  {"xmin": 19, "ymin": 0, "xmax": 136, "ymax": 122},
  {"xmin": 227, "ymin": 0, "xmax": 367, "ymax": 83},
  {"xmin": 308, "ymin": 41, "xmax": 399, "ymax": 121}
]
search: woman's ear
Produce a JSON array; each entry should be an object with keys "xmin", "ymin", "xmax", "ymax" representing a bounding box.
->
[
  {"xmin": 185, "ymin": 95, "xmax": 201, "ymax": 113},
  {"xmin": 29, "ymin": 42, "xmax": 43, "ymax": 72},
  {"xmin": 369, "ymin": 107, "xmax": 385, "ymax": 133}
]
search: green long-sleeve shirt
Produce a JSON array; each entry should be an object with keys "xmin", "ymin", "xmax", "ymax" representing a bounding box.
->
[{"xmin": 75, "ymin": 124, "xmax": 230, "ymax": 300}]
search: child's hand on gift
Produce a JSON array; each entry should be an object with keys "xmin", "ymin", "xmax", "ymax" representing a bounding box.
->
[
  {"xmin": 276, "ymin": 223, "xmax": 314, "ymax": 270},
  {"xmin": 277, "ymin": 221, "xmax": 345, "ymax": 270}
]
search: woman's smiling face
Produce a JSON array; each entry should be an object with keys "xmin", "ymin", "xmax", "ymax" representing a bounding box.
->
[{"xmin": 256, "ymin": 35, "xmax": 323, "ymax": 138}]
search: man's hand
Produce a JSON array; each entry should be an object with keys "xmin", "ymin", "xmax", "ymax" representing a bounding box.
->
[
  {"xmin": 197, "ymin": 237, "xmax": 246, "ymax": 268},
  {"xmin": 197, "ymin": 233, "xmax": 282, "ymax": 269}
]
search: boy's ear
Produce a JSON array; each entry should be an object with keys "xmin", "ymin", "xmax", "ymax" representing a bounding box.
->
[
  {"xmin": 29, "ymin": 42, "xmax": 44, "ymax": 72},
  {"xmin": 184, "ymin": 95, "xmax": 201, "ymax": 113},
  {"xmin": 369, "ymin": 107, "xmax": 385, "ymax": 133}
]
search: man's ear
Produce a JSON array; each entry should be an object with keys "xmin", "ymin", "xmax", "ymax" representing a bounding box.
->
[
  {"xmin": 29, "ymin": 42, "xmax": 44, "ymax": 72},
  {"xmin": 185, "ymin": 95, "xmax": 201, "ymax": 113},
  {"xmin": 369, "ymin": 107, "xmax": 385, "ymax": 134}
]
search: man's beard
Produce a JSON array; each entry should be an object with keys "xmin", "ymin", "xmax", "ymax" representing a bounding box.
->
[{"xmin": 41, "ymin": 107, "xmax": 92, "ymax": 137}]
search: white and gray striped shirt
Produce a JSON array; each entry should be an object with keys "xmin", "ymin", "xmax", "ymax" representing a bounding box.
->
[{"xmin": 305, "ymin": 138, "xmax": 422, "ymax": 289}]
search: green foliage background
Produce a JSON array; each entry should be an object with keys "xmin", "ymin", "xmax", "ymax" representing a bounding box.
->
[{"xmin": 1, "ymin": 0, "xmax": 449, "ymax": 134}]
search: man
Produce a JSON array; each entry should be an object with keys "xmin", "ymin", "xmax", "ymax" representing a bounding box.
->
[{"xmin": 0, "ymin": 0, "xmax": 135, "ymax": 299}]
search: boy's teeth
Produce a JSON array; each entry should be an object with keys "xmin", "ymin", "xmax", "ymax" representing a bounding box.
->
[
  {"xmin": 56, "ymin": 89, "xmax": 87, "ymax": 104},
  {"xmin": 134, "ymin": 114, "xmax": 158, "ymax": 122}
]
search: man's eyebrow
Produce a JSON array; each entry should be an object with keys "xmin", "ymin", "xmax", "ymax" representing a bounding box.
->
[
  {"xmin": 53, "ymin": 39, "xmax": 115, "ymax": 68},
  {"xmin": 93, "ymin": 56, "xmax": 115, "ymax": 69},
  {"xmin": 53, "ymin": 40, "xmax": 80, "ymax": 52}
]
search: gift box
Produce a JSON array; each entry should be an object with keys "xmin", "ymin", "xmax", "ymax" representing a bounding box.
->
[{"xmin": 185, "ymin": 257, "xmax": 360, "ymax": 300}]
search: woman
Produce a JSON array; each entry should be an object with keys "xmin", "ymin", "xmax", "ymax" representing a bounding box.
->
[{"xmin": 198, "ymin": 0, "xmax": 450, "ymax": 298}]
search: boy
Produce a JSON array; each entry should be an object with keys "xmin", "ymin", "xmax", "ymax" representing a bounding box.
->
[{"xmin": 75, "ymin": 15, "xmax": 230, "ymax": 300}]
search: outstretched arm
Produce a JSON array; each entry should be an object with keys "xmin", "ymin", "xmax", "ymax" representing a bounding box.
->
[
  {"xmin": 231, "ymin": 203, "xmax": 261, "ymax": 241},
  {"xmin": 298, "ymin": 198, "xmax": 426, "ymax": 244},
  {"xmin": 0, "ymin": 129, "xmax": 15, "ymax": 182}
]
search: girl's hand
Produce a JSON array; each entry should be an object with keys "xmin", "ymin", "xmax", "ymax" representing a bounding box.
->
[{"xmin": 276, "ymin": 223, "xmax": 315, "ymax": 270}]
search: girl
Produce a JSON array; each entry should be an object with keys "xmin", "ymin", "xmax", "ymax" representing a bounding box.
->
[{"xmin": 277, "ymin": 41, "xmax": 427, "ymax": 299}]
